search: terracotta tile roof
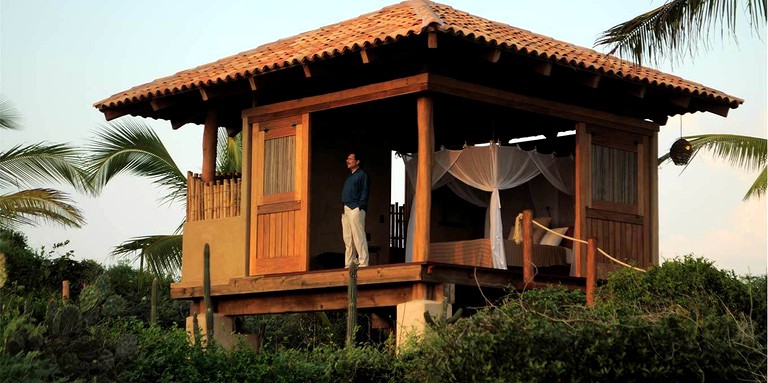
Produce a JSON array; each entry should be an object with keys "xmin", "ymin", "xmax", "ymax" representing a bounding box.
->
[{"xmin": 94, "ymin": 0, "xmax": 742, "ymax": 110}]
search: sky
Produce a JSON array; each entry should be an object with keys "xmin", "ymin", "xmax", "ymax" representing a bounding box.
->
[{"xmin": 1, "ymin": 0, "xmax": 765, "ymax": 275}]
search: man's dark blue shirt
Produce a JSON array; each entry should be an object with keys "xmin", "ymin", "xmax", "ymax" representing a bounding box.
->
[{"xmin": 342, "ymin": 169, "xmax": 370, "ymax": 211}]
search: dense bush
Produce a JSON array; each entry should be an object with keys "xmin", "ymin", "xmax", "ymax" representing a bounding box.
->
[
  {"xmin": 0, "ymin": 245, "xmax": 764, "ymax": 382},
  {"xmin": 404, "ymin": 256, "xmax": 766, "ymax": 382},
  {"xmin": 1, "ymin": 228, "xmax": 103, "ymax": 301}
]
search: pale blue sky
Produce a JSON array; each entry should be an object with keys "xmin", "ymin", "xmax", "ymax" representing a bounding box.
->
[{"xmin": 1, "ymin": 0, "xmax": 765, "ymax": 274}]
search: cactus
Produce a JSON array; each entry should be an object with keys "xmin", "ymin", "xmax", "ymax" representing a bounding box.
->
[
  {"xmin": 192, "ymin": 311, "xmax": 200, "ymax": 346},
  {"xmin": 346, "ymin": 261, "xmax": 358, "ymax": 347},
  {"xmin": 79, "ymin": 285, "xmax": 102, "ymax": 313},
  {"xmin": 151, "ymin": 277, "xmax": 158, "ymax": 326},
  {"xmin": 424, "ymin": 307, "xmax": 463, "ymax": 328},
  {"xmin": 58, "ymin": 304, "xmax": 83, "ymax": 337},
  {"xmin": 204, "ymin": 244, "xmax": 214, "ymax": 338}
]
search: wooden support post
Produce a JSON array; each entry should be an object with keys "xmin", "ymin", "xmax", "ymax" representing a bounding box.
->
[
  {"xmin": 586, "ymin": 237, "xmax": 597, "ymax": 307},
  {"xmin": 414, "ymin": 96, "xmax": 434, "ymax": 262},
  {"xmin": 649, "ymin": 131, "xmax": 659, "ymax": 266},
  {"xmin": 203, "ymin": 244, "xmax": 214, "ymax": 338},
  {"xmin": 346, "ymin": 261, "xmax": 358, "ymax": 347},
  {"xmin": 522, "ymin": 209, "xmax": 534, "ymax": 286},
  {"xmin": 202, "ymin": 109, "xmax": 218, "ymax": 183},
  {"xmin": 62, "ymin": 280, "xmax": 70, "ymax": 301},
  {"xmin": 412, "ymin": 283, "xmax": 429, "ymax": 300},
  {"xmin": 574, "ymin": 123, "xmax": 591, "ymax": 277}
]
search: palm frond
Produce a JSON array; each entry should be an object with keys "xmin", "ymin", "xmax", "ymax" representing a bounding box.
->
[
  {"xmin": 596, "ymin": 0, "xmax": 766, "ymax": 66},
  {"xmin": 85, "ymin": 118, "xmax": 186, "ymax": 205},
  {"xmin": 660, "ymin": 134, "xmax": 767, "ymax": 200},
  {"xmin": 0, "ymin": 96, "xmax": 22, "ymax": 130},
  {"xmin": 685, "ymin": 134, "xmax": 766, "ymax": 171},
  {"xmin": 110, "ymin": 234, "xmax": 182, "ymax": 277},
  {"xmin": 216, "ymin": 128, "xmax": 242, "ymax": 175},
  {"xmin": 744, "ymin": 167, "xmax": 766, "ymax": 200},
  {"xmin": 0, "ymin": 188, "xmax": 85, "ymax": 229},
  {"xmin": 0, "ymin": 143, "xmax": 91, "ymax": 193}
]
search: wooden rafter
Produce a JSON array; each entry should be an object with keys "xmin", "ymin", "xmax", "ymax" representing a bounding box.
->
[
  {"xmin": 103, "ymin": 109, "xmax": 130, "ymax": 121},
  {"xmin": 428, "ymin": 32, "xmax": 438, "ymax": 48},
  {"xmin": 150, "ymin": 97, "xmax": 177, "ymax": 112},
  {"xmin": 485, "ymin": 48, "xmax": 501, "ymax": 63},
  {"xmin": 531, "ymin": 61, "xmax": 552, "ymax": 76}
]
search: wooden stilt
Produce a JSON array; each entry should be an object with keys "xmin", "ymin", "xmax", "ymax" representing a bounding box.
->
[
  {"xmin": 62, "ymin": 280, "xmax": 70, "ymax": 301},
  {"xmin": 586, "ymin": 237, "xmax": 597, "ymax": 306},
  {"xmin": 522, "ymin": 209, "xmax": 534, "ymax": 286}
]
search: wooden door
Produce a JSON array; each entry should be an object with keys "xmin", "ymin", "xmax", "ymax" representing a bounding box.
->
[
  {"xmin": 249, "ymin": 114, "xmax": 310, "ymax": 275},
  {"xmin": 575, "ymin": 124, "xmax": 651, "ymax": 277}
]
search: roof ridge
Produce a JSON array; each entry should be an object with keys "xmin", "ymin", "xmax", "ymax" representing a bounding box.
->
[{"xmin": 407, "ymin": 0, "xmax": 444, "ymax": 30}]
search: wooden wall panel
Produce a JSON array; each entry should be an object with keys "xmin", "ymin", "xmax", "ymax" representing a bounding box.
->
[
  {"xmin": 587, "ymin": 217, "xmax": 644, "ymax": 274},
  {"xmin": 255, "ymin": 210, "xmax": 302, "ymax": 260}
]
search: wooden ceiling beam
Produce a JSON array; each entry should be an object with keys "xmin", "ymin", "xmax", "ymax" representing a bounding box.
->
[
  {"xmin": 244, "ymin": 73, "xmax": 430, "ymax": 123},
  {"xmin": 170, "ymin": 110, "xmax": 206, "ymax": 130},
  {"xmin": 531, "ymin": 61, "xmax": 552, "ymax": 77},
  {"xmin": 360, "ymin": 49, "xmax": 371, "ymax": 64},
  {"xmin": 576, "ymin": 73, "xmax": 601, "ymax": 89},
  {"xmin": 427, "ymin": 74, "xmax": 659, "ymax": 133},
  {"xmin": 199, "ymin": 88, "xmax": 210, "ymax": 101},
  {"xmin": 302, "ymin": 64, "xmax": 312, "ymax": 78},
  {"xmin": 627, "ymin": 84, "xmax": 646, "ymax": 99},
  {"xmin": 428, "ymin": 32, "xmax": 438, "ymax": 49},
  {"xmin": 103, "ymin": 109, "xmax": 131, "ymax": 121},
  {"xmin": 703, "ymin": 103, "xmax": 730, "ymax": 117},
  {"xmin": 667, "ymin": 95, "xmax": 691, "ymax": 109},
  {"xmin": 248, "ymin": 77, "xmax": 258, "ymax": 91},
  {"xmin": 150, "ymin": 97, "xmax": 177, "ymax": 112}
]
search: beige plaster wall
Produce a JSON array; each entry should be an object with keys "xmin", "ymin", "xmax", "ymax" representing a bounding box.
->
[{"xmin": 178, "ymin": 215, "xmax": 247, "ymax": 287}]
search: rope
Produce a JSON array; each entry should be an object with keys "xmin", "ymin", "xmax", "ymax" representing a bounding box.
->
[{"xmin": 513, "ymin": 213, "xmax": 646, "ymax": 273}]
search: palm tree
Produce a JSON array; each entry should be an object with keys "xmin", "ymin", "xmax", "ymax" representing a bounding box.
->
[
  {"xmin": 595, "ymin": 0, "xmax": 766, "ymax": 66},
  {"xmin": 660, "ymin": 134, "xmax": 766, "ymax": 200},
  {"xmin": 0, "ymin": 96, "xmax": 88, "ymax": 229},
  {"xmin": 85, "ymin": 118, "xmax": 241, "ymax": 277},
  {"xmin": 597, "ymin": 1, "xmax": 767, "ymax": 202}
]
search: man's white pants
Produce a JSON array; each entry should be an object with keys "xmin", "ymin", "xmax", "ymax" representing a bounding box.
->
[{"xmin": 341, "ymin": 206, "xmax": 369, "ymax": 267}]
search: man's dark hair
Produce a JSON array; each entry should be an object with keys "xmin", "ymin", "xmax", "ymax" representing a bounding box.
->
[{"xmin": 349, "ymin": 152, "xmax": 362, "ymax": 164}]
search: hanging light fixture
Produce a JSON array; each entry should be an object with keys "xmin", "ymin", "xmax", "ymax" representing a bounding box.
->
[{"xmin": 669, "ymin": 116, "xmax": 692, "ymax": 166}]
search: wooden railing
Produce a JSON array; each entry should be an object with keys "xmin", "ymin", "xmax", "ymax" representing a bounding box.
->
[
  {"xmin": 187, "ymin": 172, "xmax": 242, "ymax": 222},
  {"xmin": 390, "ymin": 202, "xmax": 406, "ymax": 249}
]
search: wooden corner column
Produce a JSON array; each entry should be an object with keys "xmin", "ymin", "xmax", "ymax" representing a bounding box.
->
[
  {"xmin": 573, "ymin": 123, "xmax": 591, "ymax": 278},
  {"xmin": 413, "ymin": 95, "xmax": 434, "ymax": 263},
  {"xmin": 202, "ymin": 109, "xmax": 218, "ymax": 183}
]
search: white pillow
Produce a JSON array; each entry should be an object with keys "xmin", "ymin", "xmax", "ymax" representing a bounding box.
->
[{"xmin": 539, "ymin": 227, "xmax": 568, "ymax": 246}]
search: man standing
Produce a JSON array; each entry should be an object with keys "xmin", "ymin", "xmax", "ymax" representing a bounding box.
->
[{"xmin": 341, "ymin": 152, "xmax": 370, "ymax": 268}]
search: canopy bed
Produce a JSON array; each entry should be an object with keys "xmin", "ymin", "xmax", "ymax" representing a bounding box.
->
[{"xmin": 403, "ymin": 143, "xmax": 576, "ymax": 273}]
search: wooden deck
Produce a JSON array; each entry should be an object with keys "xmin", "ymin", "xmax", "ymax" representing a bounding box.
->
[{"xmin": 171, "ymin": 262, "xmax": 586, "ymax": 316}]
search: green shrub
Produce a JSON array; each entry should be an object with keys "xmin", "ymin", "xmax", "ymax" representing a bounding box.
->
[{"xmin": 404, "ymin": 259, "xmax": 767, "ymax": 382}]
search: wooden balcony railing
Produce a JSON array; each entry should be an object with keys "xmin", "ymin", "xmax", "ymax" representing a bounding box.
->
[{"xmin": 187, "ymin": 172, "xmax": 242, "ymax": 222}]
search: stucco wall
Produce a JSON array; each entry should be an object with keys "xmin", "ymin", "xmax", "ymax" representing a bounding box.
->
[{"xmin": 178, "ymin": 215, "xmax": 247, "ymax": 287}]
